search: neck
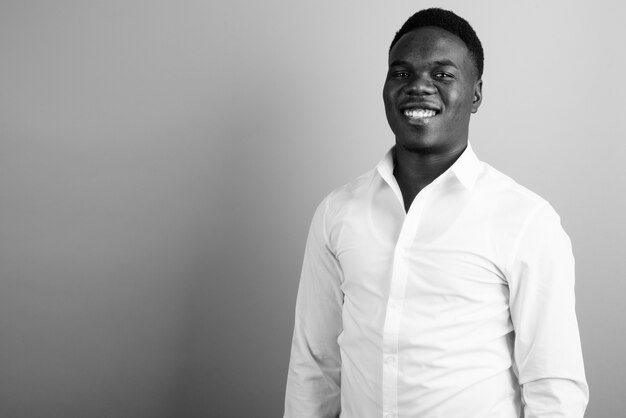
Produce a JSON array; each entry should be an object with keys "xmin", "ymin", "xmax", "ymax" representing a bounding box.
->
[{"xmin": 393, "ymin": 143, "xmax": 467, "ymax": 211}]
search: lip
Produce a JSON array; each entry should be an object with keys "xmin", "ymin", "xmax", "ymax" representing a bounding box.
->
[
  {"xmin": 400, "ymin": 103, "xmax": 441, "ymax": 125},
  {"xmin": 399, "ymin": 102, "xmax": 442, "ymax": 113}
]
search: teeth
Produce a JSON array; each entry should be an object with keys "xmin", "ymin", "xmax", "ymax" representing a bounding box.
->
[{"xmin": 404, "ymin": 108, "xmax": 437, "ymax": 119}]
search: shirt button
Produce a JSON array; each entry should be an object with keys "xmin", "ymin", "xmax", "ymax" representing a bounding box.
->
[{"xmin": 385, "ymin": 355, "xmax": 396, "ymax": 364}]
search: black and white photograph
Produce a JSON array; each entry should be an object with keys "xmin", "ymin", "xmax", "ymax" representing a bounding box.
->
[{"xmin": 0, "ymin": 1, "xmax": 623, "ymax": 417}]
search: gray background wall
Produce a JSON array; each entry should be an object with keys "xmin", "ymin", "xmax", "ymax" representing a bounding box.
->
[{"xmin": 0, "ymin": 1, "xmax": 623, "ymax": 417}]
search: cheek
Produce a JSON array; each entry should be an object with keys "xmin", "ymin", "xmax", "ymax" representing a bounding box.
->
[
  {"xmin": 448, "ymin": 89, "xmax": 474, "ymax": 112},
  {"xmin": 382, "ymin": 90, "xmax": 397, "ymax": 114},
  {"xmin": 382, "ymin": 85, "xmax": 393, "ymax": 104}
]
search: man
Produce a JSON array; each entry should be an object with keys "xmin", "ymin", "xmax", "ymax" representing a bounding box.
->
[{"xmin": 285, "ymin": 8, "xmax": 588, "ymax": 418}]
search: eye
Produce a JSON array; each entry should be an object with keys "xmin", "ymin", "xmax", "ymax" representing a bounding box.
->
[
  {"xmin": 391, "ymin": 71, "xmax": 410, "ymax": 79},
  {"xmin": 433, "ymin": 72, "xmax": 454, "ymax": 79}
]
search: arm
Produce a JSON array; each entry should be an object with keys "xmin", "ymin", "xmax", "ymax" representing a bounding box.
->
[
  {"xmin": 507, "ymin": 204, "xmax": 589, "ymax": 418},
  {"xmin": 284, "ymin": 198, "xmax": 344, "ymax": 418}
]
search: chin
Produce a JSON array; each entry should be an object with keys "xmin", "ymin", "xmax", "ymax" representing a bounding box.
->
[
  {"xmin": 396, "ymin": 134, "xmax": 441, "ymax": 153},
  {"xmin": 395, "ymin": 127, "xmax": 468, "ymax": 155},
  {"xmin": 397, "ymin": 143, "xmax": 435, "ymax": 156}
]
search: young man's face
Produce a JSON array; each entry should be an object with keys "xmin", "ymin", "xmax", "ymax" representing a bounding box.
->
[{"xmin": 383, "ymin": 26, "xmax": 482, "ymax": 155}]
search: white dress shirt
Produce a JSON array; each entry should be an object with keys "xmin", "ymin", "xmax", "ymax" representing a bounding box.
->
[{"xmin": 284, "ymin": 144, "xmax": 588, "ymax": 418}]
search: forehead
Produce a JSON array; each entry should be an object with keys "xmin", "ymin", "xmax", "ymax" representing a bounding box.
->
[{"xmin": 389, "ymin": 26, "xmax": 472, "ymax": 71}]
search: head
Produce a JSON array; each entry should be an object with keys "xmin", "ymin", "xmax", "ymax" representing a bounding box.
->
[
  {"xmin": 390, "ymin": 8, "xmax": 484, "ymax": 80},
  {"xmin": 383, "ymin": 8, "xmax": 484, "ymax": 154}
]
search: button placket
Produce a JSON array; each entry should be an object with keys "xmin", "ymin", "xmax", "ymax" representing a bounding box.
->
[{"xmin": 381, "ymin": 186, "xmax": 432, "ymax": 417}]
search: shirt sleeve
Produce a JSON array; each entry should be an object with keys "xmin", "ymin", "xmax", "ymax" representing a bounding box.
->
[
  {"xmin": 507, "ymin": 203, "xmax": 589, "ymax": 418},
  {"xmin": 284, "ymin": 197, "xmax": 344, "ymax": 418}
]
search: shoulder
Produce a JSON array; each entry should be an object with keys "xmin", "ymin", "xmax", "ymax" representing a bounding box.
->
[
  {"xmin": 475, "ymin": 161, "xmax": 566, "ymax": 248},
  {"xmin": 315, "ymin": 167, "xmax": 378, "ymax": 218},
  {"xmin": 303, "ymin": 168, "xmax": 377, "ymax": 248},
  {"xmin": 477, "ymin": 162, "xmax": 558, "ymax": 220},
  {"xmin": 478, "ymin": 162, "xmax": 568, "ymax": 258},
  {"xmin": 472, "ymin": 162, "xmax": 571, "ymax": 279}
]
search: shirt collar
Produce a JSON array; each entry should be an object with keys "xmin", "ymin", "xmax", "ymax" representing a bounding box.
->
[{"xmin": 376, "ymin": 142, "xmax": 482, "ymax": 192}]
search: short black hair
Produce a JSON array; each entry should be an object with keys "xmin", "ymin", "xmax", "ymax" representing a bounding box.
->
[{"xmin": 389, "ymin": 8, "xmax": 484, "ymax": 79}]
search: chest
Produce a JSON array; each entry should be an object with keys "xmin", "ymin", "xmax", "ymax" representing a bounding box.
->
[{"xmin": 329, "ymin": 188, "xmax": 510, "ymax": 318}]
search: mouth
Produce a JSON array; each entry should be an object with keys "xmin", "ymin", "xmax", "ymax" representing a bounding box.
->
[{"xmin": 403, "ymin": 108, "xmax": 439, "ymax": 120}]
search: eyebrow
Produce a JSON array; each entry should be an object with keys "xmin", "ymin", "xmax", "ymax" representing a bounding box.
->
[
  {"xmin": 389, "ymin": 59, "xmax": 411, "ymax": 67},
  {"xmin": 433, "ymin": 59, "xmax": 459, "ymax": 68},
  {"xmin": 388, "ymin": 59, "xmax": 459, "ymax": 68}
]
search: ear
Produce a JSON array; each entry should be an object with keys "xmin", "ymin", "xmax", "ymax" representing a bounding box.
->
[{"xmin": 471, "ymin": 79, "xmax": 483, "ymax": 113}]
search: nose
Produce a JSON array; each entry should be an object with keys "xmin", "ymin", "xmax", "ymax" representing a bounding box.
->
[{"xmin": 405, "ymin": 73, "xmax": 436, "ymax": 95}]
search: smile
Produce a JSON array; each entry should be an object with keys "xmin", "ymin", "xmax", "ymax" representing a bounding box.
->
[{"xmin": 403, "ymin": 108, "xmax": 438, "ymax": 119}]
